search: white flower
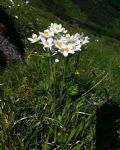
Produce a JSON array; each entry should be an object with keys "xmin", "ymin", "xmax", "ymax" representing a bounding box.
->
[
  {"xmin": 49, "ymin": 23, "xmax": 67, "ymax": 34},
  {"xmin": 81, "ymin": 36, "xmax": 89, "ymax": 45},
  {"xmin": 65, "ymin": 34, "xmax": 71, "ymax": 40},
  {"xmin": 72, "ymin": 44, "xmax": 81, "ymax": 51},
  {"xmin": 41, "ymin": 38, "xmax": 54, "ymax": 50},
  {"xmin": 55, "ymin": 59, "xmax": 59, "ymax": 63},
  {"xmin": 28, "ymin": 33, "xmax": 41, "ymax": 43},
  {"xmin": 55, "ymin": 34, "xmax": 83, "ymax": 56},
  {"xmin": 39, "ymin": 29, "xmax": 54, "ymax": 38},
  {"xmin": 61, "ymin": 34, "xmax": 79, "ymax": 44},
  {"xmin": 28, "ymin": 23, "xmax": 89, "ymax": 57},
  {"xmin": 61, "ymin": 34, "xmax": 71, "ymax": 42},
  {"xmin": 54, "ymin": 39, "xmax": 64, "ymax": 49},
  {"xmin": 74, "ymin": 33, "xmax": 84, "ymax": 39},
  {"xmin": 70, "ymin": 35, "xmax": 80, "ymax": 44},
  {"xmin": 74, "ymin": 33, "xmax": 89, "ymax": 45},
  {"xmin": 59, "ymin": 44, "xmax": 74, "ymax": 57}
]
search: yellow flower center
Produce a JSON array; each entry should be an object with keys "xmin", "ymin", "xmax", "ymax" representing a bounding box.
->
[
  {"xmin": 73, "ymin": 45, "xmax": 76, "ymax": 49},
  {"xmin": 44, "ymin": 32, "xmax": 49, "ymax": 36},
  {"xmin": 56, "ymin": 27, "xmax": 60, "ymax": 30},
  {"xmin": 45, "ymin": 41, "xmax": 49, "ymax": 45},
  {"xmin": 66, "ymin": 36, "xmax": 70, "ymax": 41},
  {"xmin": 57, "ymin": 41, "xmax": 62, "ymax": 47},
  {"xmin": 64, "ymin": 47, "xmax": 69, "ymax": 52}
]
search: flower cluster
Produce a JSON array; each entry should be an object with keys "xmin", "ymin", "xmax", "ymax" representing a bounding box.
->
[{"xmin": 28, "ymin": 23, "xmax": 89, "ymax": 57}]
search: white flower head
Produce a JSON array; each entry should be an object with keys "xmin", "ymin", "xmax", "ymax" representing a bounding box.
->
[
  {"xmin": 54, "ymin": 39, "xmax": 64, "ymax": 49},
  {"xmin": 70, "ymin": 35, "xmax": 80, "ymax": 44},
  {"xmin": 28, "ymin": 33, "xmax": 41, "ymax": 43},
  {"xmin": 41, "ymin": 38, "xmax": 54, "ymax": 50},
  {"xmin": 59, "ymin": 44, "xmax": 74, "ymax": 57},
  {"xmin": 80, "ymin": 36, "xmax": 89, "ymax": 45},
  {"xmin": 49, "ymin": 23, "xmax": 67, "ymax": 34},
  {"xmin": 61, "ymin": 34, "xmax": 79, "ymax": 44},
  {"xmin": 62, "ymin": 34, "xmax": 71, "ymax": 42},
  {"xmin": 72, "ymin": 44, "xmax": 81, "ymax": 51},
  {"xmin": 74, "ymin": 33, "xmax": 82, "ymax": 38},
  {"xmin": 39, "ymin": 29, "xmax": 54, "ymax": 38}
]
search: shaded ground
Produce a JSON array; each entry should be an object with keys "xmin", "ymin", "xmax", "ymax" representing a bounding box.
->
[{"xmin": 96, "ymin": 101, "xmax": 120, "ymax": 150}]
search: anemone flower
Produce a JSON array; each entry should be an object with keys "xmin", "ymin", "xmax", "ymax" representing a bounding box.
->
[
  {"xmin": 28, "ymin": 33, "xmax": 41, "ymax": 43},
  {"xmin": 49, "ymin": 23, "xmax": 67, "ymax": 34},
  {"xmin": 40, "ymin": 38, "xmax": 54, "ymax": 50},
  {"xmin": 59, "ymin": 44, "xmax": 75, "ymax": 57},
  {"xmin": 39, "ymin": 29, "xmax": 54, "ymax": 38}
]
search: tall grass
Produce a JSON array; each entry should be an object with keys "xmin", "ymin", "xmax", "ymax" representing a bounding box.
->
[{"xmin": 0, "ymin": 0, "xmax": 120, "ymax": 149}]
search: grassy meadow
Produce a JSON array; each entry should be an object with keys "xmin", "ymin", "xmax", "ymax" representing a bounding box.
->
[{"xmin": 0, "ymin": 0, "xmax": 120, "ymax": 149}]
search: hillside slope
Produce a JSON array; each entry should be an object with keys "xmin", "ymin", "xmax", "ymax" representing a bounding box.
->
[
  {"xmin": 0, "ymin": 0, "xmax": 120, "ymax": 149},
  {"xmin": 31, "ymin": 0, "xmax": 120, "ymax": 39}
]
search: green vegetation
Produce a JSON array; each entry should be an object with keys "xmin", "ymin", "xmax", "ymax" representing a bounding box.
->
[{"xmin": 0, "ymin": 0, "xmax": 120, "ymax": 149}]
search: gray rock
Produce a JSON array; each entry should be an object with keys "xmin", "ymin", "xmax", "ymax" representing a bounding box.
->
[
  {"xmin": 0, "ymin": 33, "xmax": 23, "ymax": 61},
  {"xmin": 0, "ymin": 7, "xmax": 24, "ymax": 68}
]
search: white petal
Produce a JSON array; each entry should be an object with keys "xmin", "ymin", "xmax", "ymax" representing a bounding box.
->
[
  {"xmin": 63, "ymin": 52, "xmax": 68, "ymax": 57},
  {"xmin": 32, "ymin": 33, "xmax": 37, "ymax": 38},
  {"xmin": 40, "ymin": 37, "xmax": 46, "ymax": 42},
  {"xmin": 48, "ymin": 38, "xmax": 53, "ymax": 43},
  {"xmin": 28, "ymin": 38, "xmax": 35, "ymax": 43}
]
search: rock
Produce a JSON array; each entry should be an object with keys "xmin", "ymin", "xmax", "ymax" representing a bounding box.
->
[
  {"xmin": 0, "ymin": 7, "xmax": 24, "ymax": 68},
  {"xmin": 0, "ymin": 31, "xmax": 23, "ymax": 61}
]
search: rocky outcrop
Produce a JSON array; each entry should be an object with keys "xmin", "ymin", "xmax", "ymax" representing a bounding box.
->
[{"xmin": 0, "ymin": 7, "xmax": 24, "ymax": 68}]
